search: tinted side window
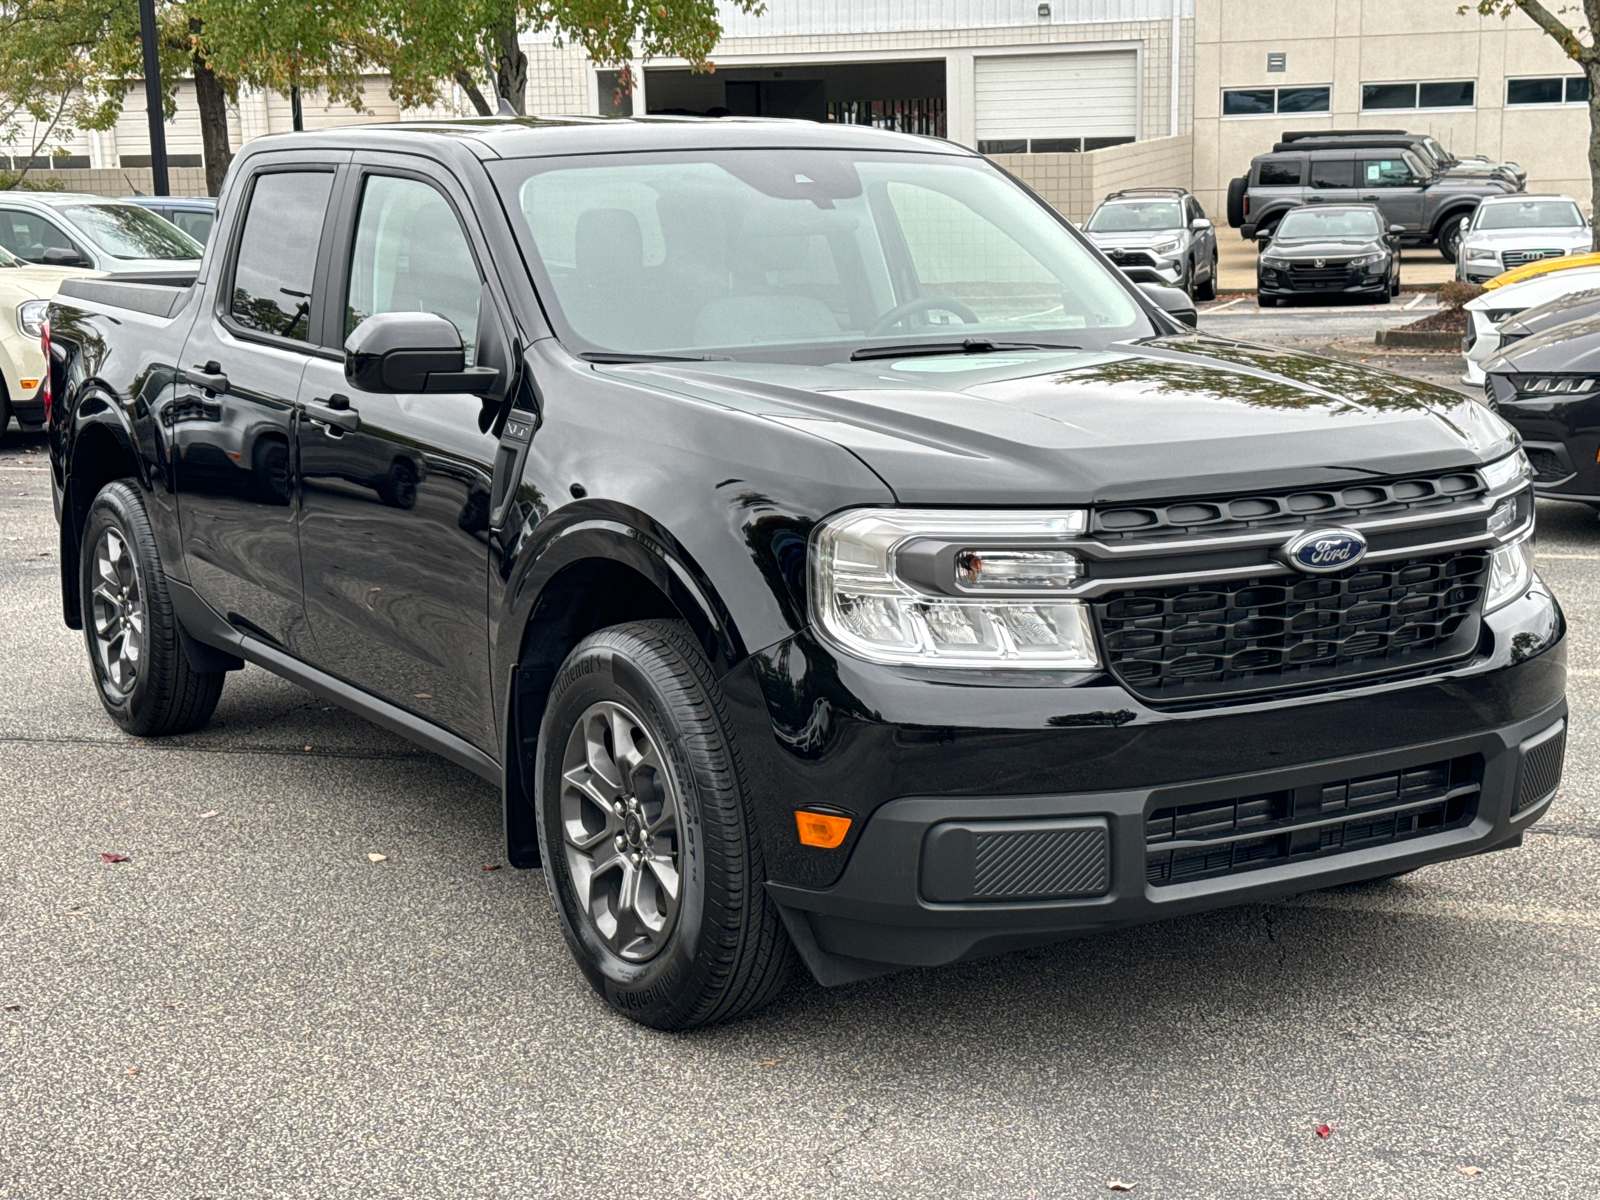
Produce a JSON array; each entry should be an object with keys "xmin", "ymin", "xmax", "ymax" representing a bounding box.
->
[
  {"xmin": 1256, "ymin": 158, "xmax": 1303, "ymax": 187},
  {"xmin": 0, "ymin": 209, "xmax": 78, "ymax": 262},
  {"xmin": 346, "ymin": 175, "xmax": 483, "ymax": 360},
  {"xmin": 229, "ymin": 171, "xmax": 334, "ymax": 342},
  {"xmin": 1361, "ymin": 159, "xmax": 1415, "ymax": 187},
  {"xmin": 1309, "ymin": 160, "xmax": 1355, "ymax": 189}
]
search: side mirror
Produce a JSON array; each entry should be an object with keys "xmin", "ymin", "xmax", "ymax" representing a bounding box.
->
[
  {"xmin": 40, "ymin": 246, "xmax": 90, "ymax": 268},
  {"xmin": 344, "ymin": 312, "xmax": 497, "ymax": 394},
  {"xmin": 1392, "ymin": 224, "xmax": 1407, "ymax": 237},
  {"xmin": 1139, "ymin": 282, "xmax": 1198, "ymax": 329},
  {"xmin": 1190, "ymin": 217, "xmax": 1213, "ymax": 230}
]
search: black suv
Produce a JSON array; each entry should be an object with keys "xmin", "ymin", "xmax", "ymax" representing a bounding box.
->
[{"xmin": 46, "ymin": 118, "xmax": 1566, "ymax": 1028}]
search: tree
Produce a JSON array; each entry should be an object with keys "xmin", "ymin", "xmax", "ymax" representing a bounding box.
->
[
  {"xmin": 1468, "ymin": 1, "xmax": 1600, "ymax": 250},
  {"xmin": 376, "ymin": 0, "xmax": 765, "ymax": 117}
]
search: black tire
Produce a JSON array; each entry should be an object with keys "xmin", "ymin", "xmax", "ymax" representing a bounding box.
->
[
  {"xmin": 1196, "ymin": 251, "xmax": 1218, "ymax": 301},
  {"xmin": 1226, "ymin": 176, "xmax": 1247, "ymax": 228},
  {"xmin": 0, "ymin": 387, "xmax": 11, "ymax": 445},
  {"xmin": 536, "ymin": 619, "xmax": 794, "ymax": 1029},
  {"xmin": 1437, "ymin": 218, "xmax": 1463, "ymax": 263},
  {"xmin": 80, "ymin": 481, "xmax": 225, "ymax": 736}
]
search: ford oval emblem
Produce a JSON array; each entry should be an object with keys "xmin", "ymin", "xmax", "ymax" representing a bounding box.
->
[{"xmin": 1283, "ymin": 527, "xmax": 1367, "ymax": 574}]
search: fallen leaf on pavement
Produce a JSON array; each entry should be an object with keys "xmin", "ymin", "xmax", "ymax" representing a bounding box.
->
[
  {"xmin": 1316, "ymin": 1123, "xmax": 1333, "ymax": 1139},
  {"xmin": 1108, "ymin": 1181, "xmax": 1136, "ymax": 1193},
  {"xmin": 100, "ymin": 853, "xmax": 129, "ymax": 863},
  {"xmin": 757, "ymin": 1059, "xmax": 779, "ymax": 1066},
  {"xmin": 368, "ymin": 853, "xmax": 388, "ymax": 863},
  {"xmin": 199, "ymin": 811, "xmax": 218, "ymax": 820},
  {"xmin": 1460, "ymin": 1167, "xmax": 1481, "ymax": 1177},
  {"xmin": 125, "ymin": 1066, "xmax": 140, "ymax": 1076},
  {"xmin": 482, "ymin": 863, "xmax": 502, "ymax": 871},
  {"xmin": 413, "ymin": 693, "xmax": 432, "ymax": 699},
  {"xmin": 4, "ymin": 1005, "xmax": 20, "ymax": 1012},
  {"xmin": 304, "ymin": 745, "xmax": 313, "ymax": 752}
]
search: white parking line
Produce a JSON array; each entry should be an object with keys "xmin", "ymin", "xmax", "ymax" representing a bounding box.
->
[
  {"xmin": 1403, "ymin": 292, "xmax": 1431, "ymax": 310},
  {"xmin": 1204, "ymin": 297, "xmax": 1250, "ymax": 312}
]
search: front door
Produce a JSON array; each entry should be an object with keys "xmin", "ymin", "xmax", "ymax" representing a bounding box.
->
[
  {"xmin": 295, "ymin": 164, "xmax": 500, "ymax": 750},
  {"xmin": 1358, "ymin": 157, "xmax": 1426, "ymax": 231},
  {"xmin": 173, "ymin": 158, "xmax": 345, "ymax": 652}
]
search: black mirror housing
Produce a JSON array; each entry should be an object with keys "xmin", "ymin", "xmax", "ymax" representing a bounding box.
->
[
  {"xmin": 345, "ymin": 311, "xmax": 497, "ymax": 394},
  {"xmin": 1138, "ymin": 282, "xmax": 1199, "ymax": 328},
  {"xmin": 41, "ymin": 246, "xmax": 89, "ymax": 268}
]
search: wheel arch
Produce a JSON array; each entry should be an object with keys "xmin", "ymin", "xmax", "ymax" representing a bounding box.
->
[
  {"xmin": 1432, "ymin": 202, "xmax": 1478, "ymax": 240},
  {"xmin": 499, "ymin": 518, "xmax": 752, "ymax": 868},
  {"xmin": 60, "ymin": 410, "xmax": 144, "ymax": 630}
]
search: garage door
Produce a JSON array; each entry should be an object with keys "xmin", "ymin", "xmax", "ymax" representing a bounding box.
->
[{"xmin": 974, "ymin": 51, "xmax": 1138, "ymax": 146}]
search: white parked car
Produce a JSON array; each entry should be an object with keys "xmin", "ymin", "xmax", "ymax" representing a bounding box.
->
[
  {"xmin": 1456, "ymin": 195, "xmax": 1592, "ymax": 284},
  {"xmin": 0, "ymin": 192, "xmax": 202, "ymax": 275},
  {"xmin": 0, "ymin": 243, "xmax": 96, "ymax": 439},
  {"xmin": 1461, "ymin": 264, "xmax": 1600, "ymax": 384}
]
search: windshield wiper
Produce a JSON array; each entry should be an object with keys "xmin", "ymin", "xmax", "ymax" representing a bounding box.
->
[
  {"xmin": 849, "ymin": 337, "xmax": 1081, "ymax": 362},
  {"xmin": 579, "ymin": 351, "xmax": 731, "ymax": 364}
]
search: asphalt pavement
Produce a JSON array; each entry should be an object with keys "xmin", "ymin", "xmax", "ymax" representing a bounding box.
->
[{"xmin": 3, "ymin": 324, "xmax": 1599, "ymax": 1197}]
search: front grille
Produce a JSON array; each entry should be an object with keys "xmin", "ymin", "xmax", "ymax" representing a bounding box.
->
[
  {"xmin": 1525, "ymin": 446, "xmax": 1571, "ymax": 482},
  {"xmin": 1108, "ymin": 250, "xmax": 1159, "ymax": 269},
  {"xmin": 1094, "ymin": 551, "xmax": 1488, "ymax": 702},
  {"xmin": 1515, "ymin": 723, "xmax": 1565, "ymax": 813},
  {"xmin": 1502, "ymin": 248, "xmax": 1565, "ymax": 270},
  {"xmin": 1285, "ymin": 262, "xmax": 1355, "ymax": 289},
  {"xmin": 1093, "ymin": 471, "xmax": 1484, "ymax": 540},
  {"xmin": 1146, "ymin": 756, "xmax": 1480, "ymax": 885}
]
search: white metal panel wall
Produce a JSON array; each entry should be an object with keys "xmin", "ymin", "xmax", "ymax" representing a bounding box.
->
[
  {"xmin": 711, "ymin": 0, "xmax": 1190, "ymax": 38},
  {"xmin": 974, "ymin": 51, "xmax": 1138, "ymax": 140}
]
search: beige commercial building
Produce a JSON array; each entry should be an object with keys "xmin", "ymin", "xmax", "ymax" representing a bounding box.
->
[{"xmin": 2, "ymin": 0, "xmax": 1590, "ymax": 224}]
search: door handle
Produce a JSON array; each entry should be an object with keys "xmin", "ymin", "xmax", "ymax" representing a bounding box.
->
[
  {"xmin": 182, "ymin": 361, "xmax": 229, "ymax": 394},
  {"xmin": 1360, "ymin": 195, "xmax": 1381, "ymax": 202},
  {"xmin": 306, "ymin": 394, "xmax": 360, "ymax": 433}
]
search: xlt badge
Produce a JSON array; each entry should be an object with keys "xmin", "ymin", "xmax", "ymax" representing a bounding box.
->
[{"xmin": 1282, "ymin": 527, "xmax": 1367, "ymax": 574}]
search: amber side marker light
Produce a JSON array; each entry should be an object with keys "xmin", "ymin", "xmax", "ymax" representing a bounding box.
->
[
  {"xmin": 19, "ymin": 379, "xmax": 38, "ymax": 391},
  {"xmin": 795, "ymin": 809, "xmax": 852, "ymax": 849}
]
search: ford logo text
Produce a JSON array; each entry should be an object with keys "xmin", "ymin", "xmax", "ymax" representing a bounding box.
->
[{"xmin": 1282, "ymin": 528, "xmax": 1368, "ymax": 574}]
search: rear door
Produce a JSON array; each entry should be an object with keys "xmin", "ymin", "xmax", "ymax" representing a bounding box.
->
[
  {"xmin": 293, "ymin": 154, "xmax": 503, "ymax": 750},
  {"xmin": 1305, "ymin": 155, "xmax": 1358, "ymax": 207},
  {"xmin": 1250, "ymin": 155, "xmax": 1306, "ymax": 230},
  {"xmin": 1358, "ymin": 156, "xmax": 1426, "ymax": 231},
  {"xmin": 173, "ymin": 151, "xmax": 347, "ymax": 653}
]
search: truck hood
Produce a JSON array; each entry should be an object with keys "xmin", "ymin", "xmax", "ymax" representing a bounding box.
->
[{"xmin": 605, "ymin": 335, "xmax": 1514, "ymax": 505}]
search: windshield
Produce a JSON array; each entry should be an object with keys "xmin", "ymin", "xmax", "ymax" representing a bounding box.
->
[
  {"xmin": 489, "ymin": 149, "xmax": 1152, "ymax": 360},
  {"xmin": 1475, "ymin": 200, "xmax": 1585, "ymax": 231},
  {"xmin": 1277, "ymin": 208, "xmax": 1382, "ymax": 239},
  {"xmin": 1085, "ymin": 200, "xmax": 1183, "ymax": 232},
  {"xmin": 61, "ymin": 203, "xmax": 203, "ymax": 260},
  {"xmin": 1422, "ymin": 136, "xmax": 1451, "ymax": 164}
]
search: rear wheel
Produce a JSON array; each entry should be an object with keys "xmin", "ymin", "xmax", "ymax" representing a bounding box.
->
[
  {"xmin": 1196, "ymin": 251, "xmax": 1218, "ymax": 301},
  {"xmin": 1437, "ymin": 219, "xmax": 1463, "ymax": 263},
  {"xmin": 80, "ymin": 481, "xmax": 225, "ymax": 736},
  {"xmin": 1226, "ymin": 176, "xmax": 1247, "ymax": 228},
  {"xmin": 536, "ymin": 619, "xmax": 794, "ymax": 1029}
]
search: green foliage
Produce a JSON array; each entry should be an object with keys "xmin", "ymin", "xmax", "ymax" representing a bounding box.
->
[{"xmin": 1461, "ymin": 2, "xmax": 1594, "ymax": 63}]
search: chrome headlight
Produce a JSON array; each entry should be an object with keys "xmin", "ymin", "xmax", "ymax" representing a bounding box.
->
[
  {"xmin": 1484, "ymin": 537, "xmax": 1534, "ymax": 614},
  {"xmin": 1515, "ymin": 375, "xmax": 1600, "ymax": 395},
  {"xmin": 1259, "ymin": 255, "xmax": 1289, "ymax": 269},
  {"xmin": 16, "ymin": 300, "xmax": 47, "ymax": 339},
  {"xmin": 809, "ymin": 509, "xmax": 1099, "ymax": 668},
  {"xmin": 1151, "ymin": 239, "xmax": 1182, "ymax": 256},
  {"xmin": 1348, "ymin": 253, "xmax": 1387, "ymax": 269},
  {"xmin": 1480, "ymin": 448, "xmax": 1531, "ymax": 491},
  {"xmin": 1466, "ymin": 247, "xmax": 1499, "ymax": 263}
]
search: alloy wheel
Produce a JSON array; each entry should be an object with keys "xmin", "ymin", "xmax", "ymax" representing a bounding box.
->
[
  {"xmin": 89, "ymin": 527, "xmax": 145, "ymax": 697},
  {"xmin": 559, "ymin": 700, "xmax": 684, "ymax": 962}
]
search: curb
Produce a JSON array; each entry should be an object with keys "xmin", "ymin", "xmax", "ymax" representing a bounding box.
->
[{"xmin": 1374, "ymin": 328, "xmax": 1463, "ymax": 350}]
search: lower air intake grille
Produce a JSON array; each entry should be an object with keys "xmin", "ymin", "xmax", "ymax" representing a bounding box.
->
[
  {"xmin": 1146, "ymin": 756, "xmax": 1480, "ymax": 885},
  {"xmin": 1515, "ymin": 723, "xmax": 1566, "ymax": 813},
  {"xmin": 921, "ymin": 818, "xmax": 1110, "ymax": 903},
  {"xmin": 1094, "ymin": 551, "xmax": 1488, "ymax": 702}
]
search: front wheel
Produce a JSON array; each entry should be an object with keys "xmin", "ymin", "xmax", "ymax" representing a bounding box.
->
[
  {"xmin": 1437, "ymin": 221, "xmax": 1462, "ymax": 263},
  {"xmin": 1195, "ymin": 252, "xmax": 1218, "ymax": 301},
  {"xmin": 536, "ymin": 619, "xmax": 794, "ymax": 1029},
  {"xmin": 80, "ymin": 481, "xmax": 225, "ymax": 736}
]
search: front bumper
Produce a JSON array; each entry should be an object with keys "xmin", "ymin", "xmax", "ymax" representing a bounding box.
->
[
  {"xmin": 1111, "ymin": 258, "xmax": 1184, "ymax": 287},
  {"xmin": 1258, "ymin": 268, "xmax": 1389, "ymax": 299},
  {"xmin": 735, "ymin": 583, "xmax": 1566, "ymax": 984}
]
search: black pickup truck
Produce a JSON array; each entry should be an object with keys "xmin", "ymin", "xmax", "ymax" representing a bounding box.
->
[{"xmin": 46, "ymin": 118, "xmax": 1566, "ymax": 1029}]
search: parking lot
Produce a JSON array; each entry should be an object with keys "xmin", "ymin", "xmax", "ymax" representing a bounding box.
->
[{"xmin": 3, "ymin": 312, "xmax": 1598, "ymax": 1199}]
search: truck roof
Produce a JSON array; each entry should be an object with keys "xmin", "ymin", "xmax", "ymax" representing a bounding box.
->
[{"xmin": 241, "ymin": 115, "xmax": 976, "ymax": 162}]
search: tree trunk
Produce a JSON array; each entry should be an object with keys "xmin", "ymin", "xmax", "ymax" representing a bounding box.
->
[
  {"xmin": 455, "ymin": 70, "xmax": 492, "ymax": 117},
  {"xmin": 490, "ymin": 14, "xmax": 527, "ymax": 115},
  {"xmin": 1590, "ymin": 59, "xmax": 1600, "ymax": 253},
  {"xmin": 190, "ymin": 27, "xmax": 232, "ymax": 197}
]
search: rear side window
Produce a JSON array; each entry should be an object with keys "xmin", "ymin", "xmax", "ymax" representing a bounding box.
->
[
  {"xmin": 1309, "ymin": 160, "xmax": 1355, "ymax": 189},
  {"xmin": 171, "ymin": 210, "xmax": 215, "ymax": 243},
  {"xmin": 1256, "ymin": 158, "xmax": 1303, "ymax": 187},
  {"xmin": 229, "ymin": 171, "xmax": 335, "ymax": 342}
]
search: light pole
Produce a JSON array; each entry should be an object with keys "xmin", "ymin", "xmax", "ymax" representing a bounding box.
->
[{"xmin": 136, "ymin": 0, "xmax": 169, "ymax": 195}]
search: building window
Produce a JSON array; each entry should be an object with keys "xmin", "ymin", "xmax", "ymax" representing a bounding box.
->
[
  {"xmin": 1361, "ymin": 80, "xmax": 1476, "ymax": 110},
  {"xmin": 1222, "ymin": 86, "xmax": 1330, "ymax": 116},
  {"xmin": 977, "ymin": 136, "xmax": 1135, "ymax": 155},
  {"xmin": 1506, "ymin": 76, "xmax": 1590, "ymax": 105}
]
